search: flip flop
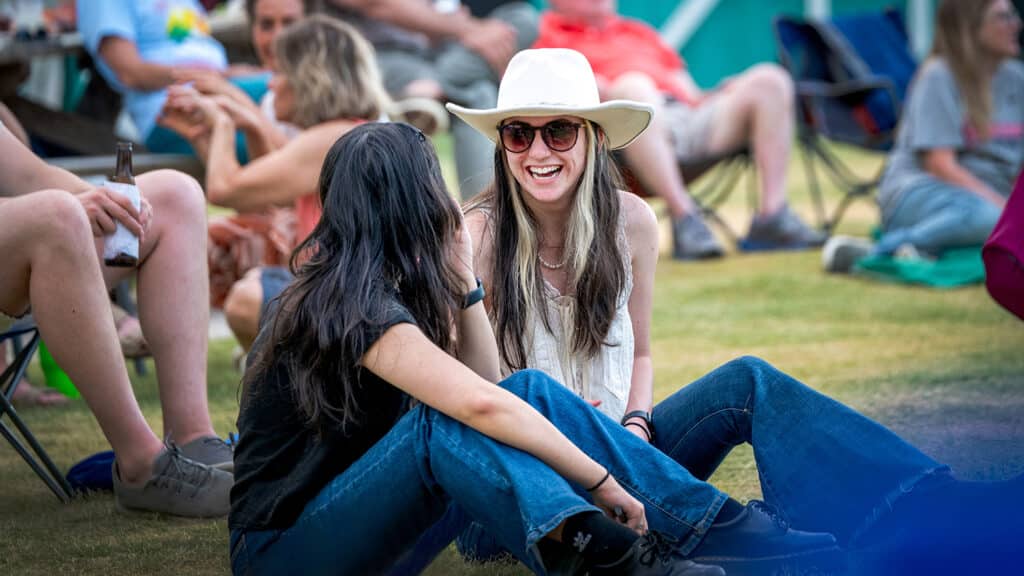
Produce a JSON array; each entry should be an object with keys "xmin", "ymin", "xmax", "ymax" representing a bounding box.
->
[{"xmin": 10, "ymin": 380, "xmax": 69, "ymax": 408}]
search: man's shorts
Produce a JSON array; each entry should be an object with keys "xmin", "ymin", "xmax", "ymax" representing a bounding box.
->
[{"xmin": 663, "ymin": 98, "xmax": 721, "ymax": 161}]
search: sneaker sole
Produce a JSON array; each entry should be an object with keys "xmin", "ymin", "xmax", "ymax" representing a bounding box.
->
[
  {"xmin": 692, "ymin": 544, "xmax": 846, "ymax": 576},
  {"xmin": 210, "ymin": 461, "xmax": 234, "ymax": 473}
]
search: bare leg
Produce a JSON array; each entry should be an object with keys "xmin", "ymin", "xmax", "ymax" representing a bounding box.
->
[
  {"xmin": 605, "ymin": 72, "xmax": 697, "ymax": 219},
  {"xmin": 0, "ymin": 190, "xmax": 163, "ymax": 483},
  {"xmin": 704, "ymin": 64, "xmax": 795, "ymax": 216},
  {"xmin": 101, "ymin": 170, "xmax": 215, "ymax": 446},
  {"xmin": 224, "ymin": 268, "xmax": 263, "ymax": 352}
]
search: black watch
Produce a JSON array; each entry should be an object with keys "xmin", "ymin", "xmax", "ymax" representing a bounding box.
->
[
  {"xmin": 462, "ymin": 277, "xmax": 485, "ymax": 309},
  {"xmin": 621, "ymin": 410, "xmax": 655, "ymax": 442}
]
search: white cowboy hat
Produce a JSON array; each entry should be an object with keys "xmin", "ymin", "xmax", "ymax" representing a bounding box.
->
[{"xmin": 446, "ymin": 48, "xmax": 653, "ymax": 150}]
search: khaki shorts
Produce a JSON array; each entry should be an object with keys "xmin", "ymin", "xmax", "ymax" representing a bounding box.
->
[{"xmin": 663, "ymin": 98, "xmax": 721, "ymax": 160}]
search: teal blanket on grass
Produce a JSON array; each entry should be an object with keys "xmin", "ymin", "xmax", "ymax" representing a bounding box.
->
[{"xmin": 853, "ymin": 246, "xmax": 985, "ymax": 288}]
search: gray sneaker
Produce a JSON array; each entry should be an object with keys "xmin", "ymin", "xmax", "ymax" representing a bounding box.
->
[
  {"xmin": 822, "ymin": 235, "xmax": 874, "ymax": 274},
  {"xmin": 743, "ymin": 205, "xmax": 827, "ymax": 251},
  {"xmin": 180, "ymin": 435, "xmax": 234, "ymax": 472},
  {"xmin": 672, "ymin": 213, "xmax": 725, "ymax": 260},
  {"xmin": 113, "ymin": 446, "xmax": 233, "ymax": 518}
]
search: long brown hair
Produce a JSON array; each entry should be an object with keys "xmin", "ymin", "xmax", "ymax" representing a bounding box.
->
[
  {"xmin": 931, "ymin": 0, "xmax": 998, "ymax": 136},
  {"xmin": 467, "ymin": 121, "xmax": 627, "ymax": 371},
  {"xmin": 242, "ymin": 123, "xmax": 464, "ymax": 432}
]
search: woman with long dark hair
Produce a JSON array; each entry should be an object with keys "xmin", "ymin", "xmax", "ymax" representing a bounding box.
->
[
  {"xmin": 825, "ymin": 0, "xmax": 1024, "ymax": 271},
  {"xmin": 229, "ymin": 121, "xmax": 846, "ymax": 575},
  {"xmin": 390, "ymin": 48, "xmax": 1023, "ymax": 576}
]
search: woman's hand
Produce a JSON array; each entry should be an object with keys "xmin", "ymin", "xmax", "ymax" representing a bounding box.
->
[
  {"xmin": 209, "ymin": 94, "xmax": 264, "ymax": 133},
  {"xmin": 157, "ymin": 104, "xmax": 210, "ymax": 142},
  {"xmin": 163, "ymin": 85, "xmax": 232, "ymax": 129},
  {"xmin": 591, "ymin": 475, "xmax": 648, "ymax": 535},
  {"xmin": 450, "ymin": 210, "xmax": 477, "ymax": 290}
]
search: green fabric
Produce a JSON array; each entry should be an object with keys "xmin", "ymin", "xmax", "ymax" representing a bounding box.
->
[{"xmin": 853, "ymin": 246, "xmax": 986, "ymax": 288}]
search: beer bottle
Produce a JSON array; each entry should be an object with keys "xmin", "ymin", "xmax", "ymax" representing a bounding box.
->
[{"xmin": 102, "ymin": 142, "xmax": 141, "ymax": 267}]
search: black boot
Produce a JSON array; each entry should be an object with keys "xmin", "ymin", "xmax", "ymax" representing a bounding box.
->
[
  {"xmin": 688, "ymin": 500, "xmax": 845, "ymax": 576},
  {"xmin": 591, "ymin": 531, "xmax": 725, "ymax": 576}
]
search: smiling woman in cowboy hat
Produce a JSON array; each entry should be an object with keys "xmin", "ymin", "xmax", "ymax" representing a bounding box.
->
[{"xmin": 404, "ymin": 47, "xmax": 1023, "ymax": 575}]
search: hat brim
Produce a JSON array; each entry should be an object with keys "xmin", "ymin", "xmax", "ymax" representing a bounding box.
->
[{"xmin": 445, "ymin": 100, "xmax": 653, "ymax": 150}]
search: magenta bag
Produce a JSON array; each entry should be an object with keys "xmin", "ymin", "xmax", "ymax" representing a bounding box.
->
[{"xmin": 983, "ymin": 172, "xmax": 1024, "ymax": 321}]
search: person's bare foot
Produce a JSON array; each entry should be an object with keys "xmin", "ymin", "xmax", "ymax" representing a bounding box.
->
[{"xmin": 10, "ymin": 380, "xmax": 69, "ymax": 408}]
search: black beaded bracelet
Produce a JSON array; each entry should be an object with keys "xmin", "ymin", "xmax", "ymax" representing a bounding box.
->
[
  {"xmin": 461, "ymin": 277, "xmax": 485, "ymax": 309},
  {"xmin": 586, "ymin": 469, "xmax": 611, "ymax": 492}
]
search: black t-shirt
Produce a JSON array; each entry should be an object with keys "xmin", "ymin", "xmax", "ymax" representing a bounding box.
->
[{"xmin": 229, "ymin": 302, "xmax": 416, "ymax": 531}]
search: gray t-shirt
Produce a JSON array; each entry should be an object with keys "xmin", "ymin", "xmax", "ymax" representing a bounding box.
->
[{"xmin": 878, "ymin": 58, "xmax": 1024, "ymax": 208}]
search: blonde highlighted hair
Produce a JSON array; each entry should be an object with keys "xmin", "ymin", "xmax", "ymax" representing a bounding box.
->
[
  {"xmin": 469, "ymin": 120, "xmax": 626, "ymax": 371},
  {"xmin": 274, "ymin": 15, "xmax": 388, "ymax": 128}
]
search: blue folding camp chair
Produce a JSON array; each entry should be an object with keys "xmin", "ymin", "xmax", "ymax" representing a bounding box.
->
[
  {"xmin": 1, "ymin": 321, "xmax": 74, "ymax": 502},
  {"xmin": 774, "ymin": 9, "xmax": 918, "ymax": 233}
]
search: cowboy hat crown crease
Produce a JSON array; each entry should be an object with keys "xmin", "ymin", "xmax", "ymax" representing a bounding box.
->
[{"xmin": 497, "ymin": 49, "xmax": 602, "ymax": 109}]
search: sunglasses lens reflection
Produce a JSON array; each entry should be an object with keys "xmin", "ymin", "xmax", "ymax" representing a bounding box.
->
[
  {"xmin": 544, "ymin": 121, "xmax": 579, "ymax": 151},
  {"xmin": 501, "ymin": 124, "xmax": 534, "ymax": 152},
  {"xmin": 500, "ymin": 121, "xmax": 580, "ymax": 152}
]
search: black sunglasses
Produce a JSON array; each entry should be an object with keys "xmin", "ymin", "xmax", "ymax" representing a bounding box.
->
[{"xmin": 498, "ymin": 120, "xmax": 583, "ymax": 153}]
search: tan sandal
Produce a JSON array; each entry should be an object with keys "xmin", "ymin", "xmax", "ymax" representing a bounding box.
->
[{"xmin": 112, "ymin": 304, "xmax": 150, "ymax": 359}]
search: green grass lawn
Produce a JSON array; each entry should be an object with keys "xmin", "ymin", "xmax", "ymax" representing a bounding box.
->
[{"xmin": 2, "ymin": 143, "xmax": 1022, "ymax": 575}]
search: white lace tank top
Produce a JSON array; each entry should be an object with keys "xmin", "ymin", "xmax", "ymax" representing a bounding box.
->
[{"xmin": 496, "ymin": 214, "xmax": 635, "ymax": 420}]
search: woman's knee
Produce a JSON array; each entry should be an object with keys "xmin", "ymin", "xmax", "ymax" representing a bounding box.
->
[
  {"xmin": 224, "ymin": 272, "xmax": 264, "ymax": 336},
  {"xmin": 718, "ymin": 355, "xmax": 785, "ymax": 390}
]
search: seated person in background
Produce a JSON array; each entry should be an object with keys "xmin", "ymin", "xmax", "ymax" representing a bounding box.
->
[
  {"xmin": 534, "ymin": 0, "xmax": 825, "ymax": 260},
  {"xmin": 167, "ymin": 0, "xmax": 310, "ymax": 157},
  {"xmin": 824, "ymin": 0, "xmax": 1024, "ymax": 273},
  {"xmin": 0, "ymin": 120, "xmax": 233, "ymax": 517},
  {"xmin": 161, "ymin": 15, "xmax": 389, "ymax": 352},
  {"xmin": 322, "ymin": 0, "xmax": 539, "ymax": 198},
  {"xmin": 77, "ymin": 0, "xmax": 258, "ymax": 154}
]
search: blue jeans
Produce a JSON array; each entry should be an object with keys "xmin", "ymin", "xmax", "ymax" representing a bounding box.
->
[
  {"xmin": 230, "ymin": 369, "xmax": 725, "ymax": 576},
  {"xmin": 391, "ymin": 357, "xmax": 945, "ymax": 574},
  {"xmin": 877, "ymin": 178, "xmax": 1002, "ymax": 256}
]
